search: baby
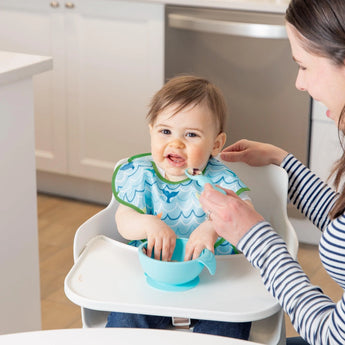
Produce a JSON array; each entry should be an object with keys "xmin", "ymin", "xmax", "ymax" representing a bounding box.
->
[{"xmin": 106, "ymin": 75, "xmax": 252, "ymax": 339}]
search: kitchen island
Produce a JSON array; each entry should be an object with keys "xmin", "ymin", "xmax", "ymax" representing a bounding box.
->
[{"xmin": 0, "ymin": 50, "xmax": 52, "ymax": 334}]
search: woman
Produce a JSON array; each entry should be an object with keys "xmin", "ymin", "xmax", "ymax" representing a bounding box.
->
[{"xmin": 199, "ymin": 0, "xmax": 345, "ymax": 344}]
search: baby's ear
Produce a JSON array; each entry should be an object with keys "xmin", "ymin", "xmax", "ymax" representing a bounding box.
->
[{"xmin": 212, "ymin": 132, "xmax": 226, "ymax": 156}]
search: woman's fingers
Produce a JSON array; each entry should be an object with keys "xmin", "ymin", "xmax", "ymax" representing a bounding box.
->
[
  {"xmin": 221, "ymin": 139, "xmax": 288, "ymax": 166},
  {"xmin": 201, "ymin": 184, "xmax": 238, "ymax": 208},
  {"xmin": 222, "ymin": 139, "xmax": 249, "ymax": 153}
]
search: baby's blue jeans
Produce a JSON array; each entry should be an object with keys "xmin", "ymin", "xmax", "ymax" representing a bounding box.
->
[{"xmin": 106, "ymin": 312, "xmax": 251, "ymax": 340}]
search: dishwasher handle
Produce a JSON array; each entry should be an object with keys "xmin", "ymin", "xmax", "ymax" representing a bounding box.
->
[{"xmin": 168, "ymin": 13, "xmax": 287, "ymax": 39}]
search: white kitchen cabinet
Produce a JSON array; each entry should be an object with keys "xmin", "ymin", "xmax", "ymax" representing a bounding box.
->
[
  {"xmin": 0, "ymin": 0, "xmax": 164, "ymax": 182},
  {"xmin": 0, "ymin": 0, "xmax": 67, "ymax": 173}
]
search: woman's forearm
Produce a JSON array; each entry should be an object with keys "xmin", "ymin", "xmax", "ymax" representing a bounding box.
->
[{"xmin": 238, "ymin": 222, "xmax": 338, "ymax": 345}]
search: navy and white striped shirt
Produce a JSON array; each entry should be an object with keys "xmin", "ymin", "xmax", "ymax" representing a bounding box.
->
[{"xmin": 237, "ymin": 154, "xmax": 345, "ymax": 345}]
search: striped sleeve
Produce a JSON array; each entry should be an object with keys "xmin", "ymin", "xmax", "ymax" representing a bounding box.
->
[
  {"xmin": 238, "ymin": 222, "xmax": 345, "ymax": 345},
  {"xmin": 236, "ymin": 154, "xmax": 345, "ymax": 344},
  {"xmin": 319, "ymin": 216, "xmax": 345, "ymax": 288},
  {"xmin": 281, "ymin": 154, "xmax": 337, "ymax": 231}
]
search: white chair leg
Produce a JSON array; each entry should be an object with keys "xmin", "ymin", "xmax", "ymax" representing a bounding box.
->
[
  {"xmin": 81, "ymin": 307, "xmax": 109, "ymax": 328},
  {"xmin": 248, "ymin": 309, "xmax": 285, "ymax": 345}
]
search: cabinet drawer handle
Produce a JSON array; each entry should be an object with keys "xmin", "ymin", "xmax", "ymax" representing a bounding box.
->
[
  {"xmin": 65, "ymin": 2, "xmax": 75, "ymax": 9},
  {"xmin": 50, "ymin": 1, "xmax": 60, "ymax": 8}
]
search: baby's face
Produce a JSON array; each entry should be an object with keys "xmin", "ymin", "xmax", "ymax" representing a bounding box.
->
[{"xmin": 149, "ymin": 103, "xmax": 225, "ymax": 182}]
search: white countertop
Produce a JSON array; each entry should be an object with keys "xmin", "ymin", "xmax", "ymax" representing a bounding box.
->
[
  {"xmin": 126, "ymin": 0, "xmax": 289, "ymax": 13},
  {"xmin": 0, "ymin": 50, "xmax": 52, "ymax": 86},
  {"xmin": 0, "ymin": 328, "xmax": 262, "ymax": 345}
]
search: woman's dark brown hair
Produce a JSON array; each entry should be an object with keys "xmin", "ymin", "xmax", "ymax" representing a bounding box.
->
[{"xmin": 286, "ymin": 0, "xmax": 345, "ymax": 218}]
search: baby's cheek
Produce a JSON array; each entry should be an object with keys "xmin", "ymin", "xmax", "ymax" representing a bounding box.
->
[{"xmin": 189, "ymin": 149, "xmax": 209, "ymax": 168}]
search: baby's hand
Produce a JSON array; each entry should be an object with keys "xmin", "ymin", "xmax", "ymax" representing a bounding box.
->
[
  {"xmin": 145, "ymin": 217, "xmax": 177, "ymax": 261},
  {"xmin": 184, "ymin": 222, "xmax": 218, "ymax": 261}
]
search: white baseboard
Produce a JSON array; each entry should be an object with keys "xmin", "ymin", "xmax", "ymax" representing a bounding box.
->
[{"xmin": 36, "ymin": 171, "xmax": 111, "ymax": 205}]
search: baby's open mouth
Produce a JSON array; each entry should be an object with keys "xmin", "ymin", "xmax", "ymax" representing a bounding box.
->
[{"xmin": 167, "ymin": 154, "xmax": 185, "ymax": 166}]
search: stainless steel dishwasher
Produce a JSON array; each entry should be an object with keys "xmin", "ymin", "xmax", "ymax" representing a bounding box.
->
[{"xmin": 165, "ymin": 5, "xmax": 311, "ymax": 166}]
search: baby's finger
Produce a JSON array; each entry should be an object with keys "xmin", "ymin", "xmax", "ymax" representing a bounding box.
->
[
  {"xmin": 146, "ymin": 238, "xmax": 154, "ymax": 258},
  {"xmin": 161, "ymin": 239, "xmax": 172, "ymax": 261},
  {"xmin": 154, "ymin": 242, "xmax": 162, "ymax": 260},
  {"xmin": 184, "ymin": 243, "xmax": 194, "ymax": 261},
  {"xmin": 192, "ymin": 247, "xmax": 203, "ymax": 260},
  {"xmin": 168, "ymin": 238, "xmax": 176, "ymax": 261}
]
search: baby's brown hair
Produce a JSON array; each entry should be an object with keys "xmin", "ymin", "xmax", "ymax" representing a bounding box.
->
[{"xmin": 147, "ymin": 75, "xmax": 227, "ymax": 134}]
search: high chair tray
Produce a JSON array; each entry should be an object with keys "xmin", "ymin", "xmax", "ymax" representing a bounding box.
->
[{"xmin": 64, "ymin": 235, "xmax": 279, "ymax": 322}]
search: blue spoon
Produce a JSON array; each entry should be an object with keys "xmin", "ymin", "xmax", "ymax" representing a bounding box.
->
[{"xmin": 185, "ymin": 168, "xmax": 226, "ymax": 195}]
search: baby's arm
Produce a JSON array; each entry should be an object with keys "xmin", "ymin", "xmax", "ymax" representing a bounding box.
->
[{"xmin": 115, "ymin": 204, "xmax": 177, "ymax": 261}]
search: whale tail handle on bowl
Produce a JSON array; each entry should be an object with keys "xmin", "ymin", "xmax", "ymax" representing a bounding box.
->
[{"xmin": 196, "ymin": 248, "xmax": 216, "ymax": 275}]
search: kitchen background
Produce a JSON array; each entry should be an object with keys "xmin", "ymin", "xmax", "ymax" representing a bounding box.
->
[{"xmin": 0, "ymin": 0, "xmax": 343, "ymax": 339}]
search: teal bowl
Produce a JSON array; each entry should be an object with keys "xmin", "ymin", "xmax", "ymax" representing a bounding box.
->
[{"xmin": 138, "ymin": 238, "xmax": 216, "ymax": 291}]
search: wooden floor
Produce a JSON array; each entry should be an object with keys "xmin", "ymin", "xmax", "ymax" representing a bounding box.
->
[
  {"xmin": 38, "ymin": 193, "xmax": 103, "ymax": 330},
  {"xmin": 38, "ymin": 193, "xmax": 343, "ymax": 337}
]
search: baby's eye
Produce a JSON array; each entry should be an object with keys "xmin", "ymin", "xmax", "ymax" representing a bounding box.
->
[
  {"xmin": 186, "ymin": 132, "xmax": 198, "ymax": 138},
  {"xmin": 160, "ymin": 129, "xmax": 171, "ymax": 135}
]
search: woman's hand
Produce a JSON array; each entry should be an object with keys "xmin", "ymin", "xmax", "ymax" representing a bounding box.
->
[
  {"xmin": 199, "ymin": 184, "xmax": 264, "ymax": 246},
  {"xmin": 220, "ymin": 139, "xmax": 288, "ymax": 167},
  {"xmin": 184, "ymin": 221, "xmax": 218, "ymax": 261}
]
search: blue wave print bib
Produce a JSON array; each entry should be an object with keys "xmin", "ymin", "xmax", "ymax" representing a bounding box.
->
[{"xmin": 112, "ymin": 153, "xmax": 249, "ymax": 255}]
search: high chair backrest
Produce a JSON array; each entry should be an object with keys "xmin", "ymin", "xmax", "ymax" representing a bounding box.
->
[
  {"xmin": 226, "ymin": 161, "xmax": 298, "ymax": 258},
  {"xmin": 73, "ymin": 158, "xmax": 128, "ymax": 261}
]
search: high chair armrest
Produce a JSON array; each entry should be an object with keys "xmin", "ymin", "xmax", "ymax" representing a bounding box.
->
[{"xmin": 73, "ymin": 196, "xmax": 124, "ymax": 261}]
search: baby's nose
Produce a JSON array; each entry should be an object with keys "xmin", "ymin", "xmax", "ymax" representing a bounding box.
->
[{"xmin": 169, "ymin": 138, "xmax": 185, "ymax": 148}]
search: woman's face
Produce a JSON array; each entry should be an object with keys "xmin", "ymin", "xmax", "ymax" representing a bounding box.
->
[{"xmin": 286, "ymin": 23, "xmax": 345, "ymax": 126}]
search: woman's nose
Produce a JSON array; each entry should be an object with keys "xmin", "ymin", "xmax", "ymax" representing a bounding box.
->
[{"xmin": 295, "ymin": 71, "xmax": 306, "ymax": 91}]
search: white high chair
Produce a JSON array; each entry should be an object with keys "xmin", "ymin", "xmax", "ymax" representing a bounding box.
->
[{"xmin": 67, "ymin": 160, "xmax": 298, "ymax": 345}]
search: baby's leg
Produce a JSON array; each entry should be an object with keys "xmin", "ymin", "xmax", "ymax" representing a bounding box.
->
[
  {"xmin": 106, "ymin": 312, "xmax": 171, "ymax": 329},
  {"xmin": 193, "ymin": 319, "xmax": 251, "ymax": 340}
]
